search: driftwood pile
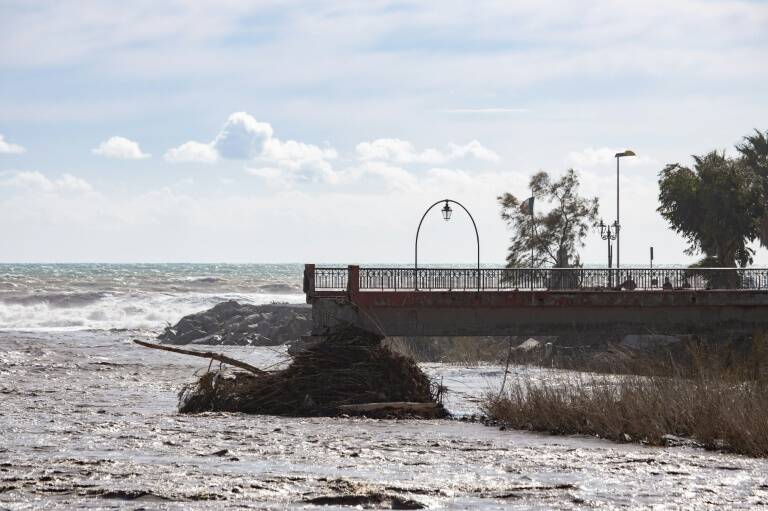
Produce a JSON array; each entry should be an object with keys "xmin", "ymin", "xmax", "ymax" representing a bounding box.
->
[{"xmin": 139, "ymin": 325, "xmax": 446, "ymax": 419}]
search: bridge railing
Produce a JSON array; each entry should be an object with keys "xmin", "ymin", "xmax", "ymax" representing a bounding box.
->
[
  {"xmin": 312, "ymin": 267, "xmax": 348, "ymax": 291},
  {"xmin": 308, "ymin": 266, "xmax": 768, "ymax": 292}
]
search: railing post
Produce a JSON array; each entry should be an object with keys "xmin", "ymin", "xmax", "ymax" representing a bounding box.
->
[
  {"xmin": 347, "ymin": 265, "xmax": 360, "ymax": 294},
  {"xmin": 303, "ymin": 264, "xmax": 315, "ymax": 303}
]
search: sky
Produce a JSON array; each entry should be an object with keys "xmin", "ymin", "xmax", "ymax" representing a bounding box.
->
[{"xmin": 1, "ymin": 0, "xmax": 767, "ymax": 265}]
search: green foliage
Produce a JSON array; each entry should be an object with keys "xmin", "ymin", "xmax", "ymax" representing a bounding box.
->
[
  {"xmin": 737, "ymin": 129, "xmax": 768, "ymax": 179},
  {"xmin": 737, "ymin": 129, "xmax": 768, "ymax": 247},
  {"xmin": 657, "ymin": 150, "xmax": 763, "ymax": 267},
  {"xmin": 498, "ymin": 169, "xmax": 599, "ymax": 268}
]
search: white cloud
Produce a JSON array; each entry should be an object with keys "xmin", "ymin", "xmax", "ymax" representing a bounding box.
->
[
  {"xmin": 168, "ymin": 112, "xmax": 340, "ymax": 184},
  {"xmin": 356, "ymin": 138, "xmax": 499, "ymax": 164},
  {"xmin": 259, "ymin": 138, "xmax": 339, "ymax": 184},
  {"xmin": 262, "ymin": 138, "xmax": 337, "ymax": 167},
  {"xmin": 92, "ymin": 136, "xmax": 150, "ymax": 159},
  {"xmin": 213, "ymin": 112, "xmax": 274, "ymax": 159},
  {"xmin": 567, "ymin": 147, "xmax": 657, "ymax": 168},
  {"xmin": 166, "ymin": 112, "xmax": 335, "ymax": 166},
  {"xmin": 0, "ymin": 171, "xmax": 93, "ymax": 193},
  {"xmin": 166, "ymin": 112, "xmax": 272, "ymax": 163},
  {"xmin": 0, "ymin": 134, "xmax": 25, "ymax": 154},
  {"xmin": 447, "ymin": 141, "xmax": 500, "ymax": 162},
  {"xmin": 164, "ymin": 141, "xmax": 218, "ymax": 163}
]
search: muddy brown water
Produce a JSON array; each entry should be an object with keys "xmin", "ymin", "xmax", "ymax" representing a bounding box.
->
[{"xmin": 1, "ymin": 331, "xmax": 767, "ymax": 509}]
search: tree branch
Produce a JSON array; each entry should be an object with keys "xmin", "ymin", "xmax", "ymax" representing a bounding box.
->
[{"xmin": 133, "ymin": 339, "xmax": 265, "ymax": 374}]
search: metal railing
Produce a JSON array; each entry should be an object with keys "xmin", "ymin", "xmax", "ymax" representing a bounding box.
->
[
  {"xmin": 313, "ymin": 267, "xmax": 348, "ymax": 290},
  {"xmin": 311, "ymin": 266, "xmax": 768, "ymax": 292}
]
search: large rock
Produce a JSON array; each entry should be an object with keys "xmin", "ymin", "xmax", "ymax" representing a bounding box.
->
[{"xmin": 158, "ymin": 300, "xmax": 312, "ymax": 346}]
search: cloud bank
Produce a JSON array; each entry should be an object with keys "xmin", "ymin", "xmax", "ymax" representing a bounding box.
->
[{"xmin": 165, "ymin": 112, "xmax": 502, "ymax": 191}]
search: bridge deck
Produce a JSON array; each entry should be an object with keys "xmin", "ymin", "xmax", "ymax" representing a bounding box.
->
[{"xmin": 303, "ymin": 265, "xmax": 768, "ymax": 337}]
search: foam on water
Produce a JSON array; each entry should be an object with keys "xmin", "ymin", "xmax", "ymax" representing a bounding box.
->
[{"xmin": 0, "ymin": 291, "xmax": 305, "ymax": 332}]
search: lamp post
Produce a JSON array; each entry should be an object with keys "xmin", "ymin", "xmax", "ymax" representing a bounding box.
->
[
  {"xmin": 614, "ymin": 149, "xmax": 636, "ymax": 270},
  {"xmin": 415, "ymin": 199, "xmax": 480, "ymax": 290},
  {"xmin": 599, "ymin": 219, "xmax": 618, "ymax": 287}
]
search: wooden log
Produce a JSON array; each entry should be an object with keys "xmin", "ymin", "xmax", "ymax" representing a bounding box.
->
[{"xmin": 132, "ymin": 339, "xmax": 264, "ymax": 374}]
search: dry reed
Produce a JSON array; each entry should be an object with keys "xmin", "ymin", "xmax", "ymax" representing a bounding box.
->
[{"xmin": 483, "ymin": 335, "xmax": 768, "ymax": 457}]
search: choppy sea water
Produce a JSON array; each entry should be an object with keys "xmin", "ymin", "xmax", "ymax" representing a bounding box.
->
[
  {"xmin": 0, "ymin": 264, "xmax": 307, "ymax": 332},
  {"xmin": 2, "ymin": 264, "xmax": 768, "ymax": 508}
]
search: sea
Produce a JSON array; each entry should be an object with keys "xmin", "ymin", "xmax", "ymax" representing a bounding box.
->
[{"xmin": 0, "ymin": 263, "xmax": 308, "ymax": 332}]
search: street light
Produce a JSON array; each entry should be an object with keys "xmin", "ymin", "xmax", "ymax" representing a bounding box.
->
[
  {"xmin": 415, "ymin": 199, "xmax": 480, "ymax": 289},
  {"xmin": 441, "ymin": 200, "xmax": 453, "ymax": 221},
  {"xmin": 614, "ymin": 149, "xmax": 636, "ymax": 270},
  {"xmin": 599, "ymin": 219, "xmax": 618, "ymax": 287}
]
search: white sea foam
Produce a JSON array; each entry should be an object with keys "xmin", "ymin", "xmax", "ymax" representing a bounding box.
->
[{"xmin": 0, "ymin": 291, "xmax": 305, "ymax": 332}]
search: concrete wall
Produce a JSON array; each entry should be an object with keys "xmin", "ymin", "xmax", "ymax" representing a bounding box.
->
[{"xmin": 309, "ymin": 290, "xmax": 768, "ymax": 339}]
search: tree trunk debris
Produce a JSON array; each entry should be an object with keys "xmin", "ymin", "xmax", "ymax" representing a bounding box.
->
[{"xmin": 132, "ymin": 339, "xmax": 264, "ymax": 374}]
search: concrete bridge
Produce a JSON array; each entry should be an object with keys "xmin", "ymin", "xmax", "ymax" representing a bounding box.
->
[{"xmin": 304, "ymin": 265, "xmax": 768, "ymax": 339}]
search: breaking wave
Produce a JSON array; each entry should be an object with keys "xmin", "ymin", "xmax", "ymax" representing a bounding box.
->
[
  {"xmin": 2, "ymin": 291, "xmax": 109, "ymax": 308},
  {"xmin": 0, "ymin": 291, "xmax": 305, "ymax": 332}
]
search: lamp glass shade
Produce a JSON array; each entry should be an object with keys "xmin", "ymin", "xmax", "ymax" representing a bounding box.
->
[{"xmin": 441, "ymin": 202, "xmax": 452, "ymax": 221}]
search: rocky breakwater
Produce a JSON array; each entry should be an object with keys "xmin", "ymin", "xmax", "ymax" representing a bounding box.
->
[
  {"xmin": 158, "ymin": 300, "xmax": 312, "ymax": 346},
  {"xmin": 158, "ymin": 300, "xmax": 517, "ymax": 362}
]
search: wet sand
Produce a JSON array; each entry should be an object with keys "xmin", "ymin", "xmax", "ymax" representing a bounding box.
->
[{"xmin": 1, "ymin": 331, "xmax": 767, "ymax": 509}]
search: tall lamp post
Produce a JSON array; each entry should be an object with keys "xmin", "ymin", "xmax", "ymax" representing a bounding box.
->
[
  {"xmin": 614, "ymin": 149, "xmax": 636, "ymax": 271},
  {"xmin": 598, "ymin": 219, "xmax": 618, "ymax": 287},
  {"xmin": 415, "ymin": 199, "xmax": 480, "ymax": 290}
]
